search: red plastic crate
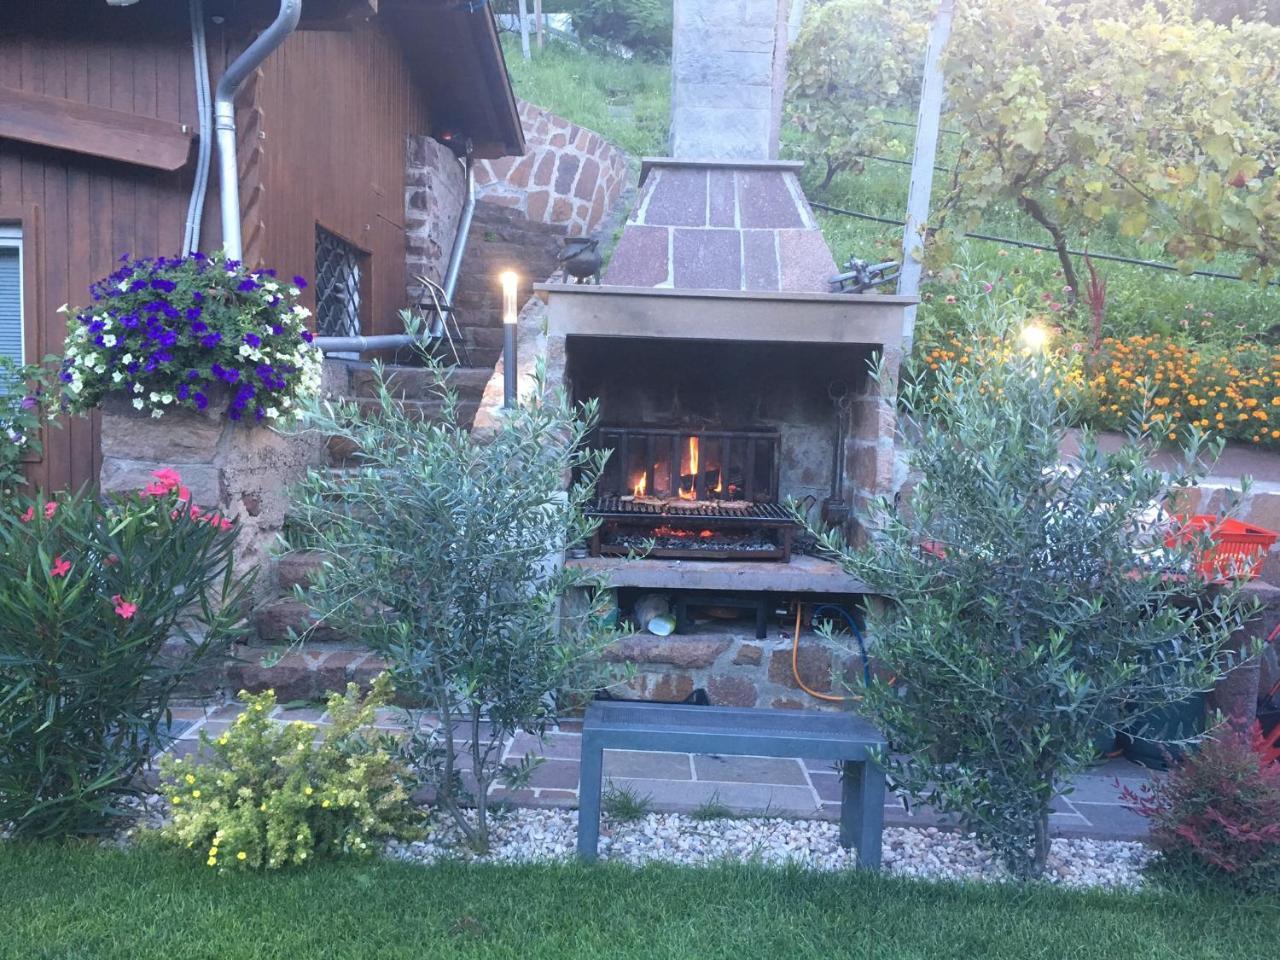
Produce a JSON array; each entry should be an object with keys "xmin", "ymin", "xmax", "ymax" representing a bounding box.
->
[{"xmin": 1166, "ymin": 514, "xmax": 1279, "ymax": 582}]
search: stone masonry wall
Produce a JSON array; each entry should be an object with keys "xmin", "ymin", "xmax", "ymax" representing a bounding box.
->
[
  {"xmin": 602, "ymin": 627, "xmax": 864, "ymax": 712},
  {"xmin": 405, "ymin": 134, "xmax": 468, "ymax": 301},
  {"xmin": 474, "ymin": 99, "xmax": 629, "ymax": 238}
]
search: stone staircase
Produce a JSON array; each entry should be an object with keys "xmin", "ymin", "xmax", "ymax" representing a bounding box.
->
[{"xmin": 227, "ymin": 361, "xmax": 494, "ymax": 702}]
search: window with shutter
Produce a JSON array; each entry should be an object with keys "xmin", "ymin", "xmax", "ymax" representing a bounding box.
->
[{"xmin": 0, "ymin": 224, "xmax": 23, "ymax": 394}]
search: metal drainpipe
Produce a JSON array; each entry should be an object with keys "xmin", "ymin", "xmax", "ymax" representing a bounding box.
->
[
  {"xmin": 214, "ymin": 0, "xmax": 302, "ymax": 261},
  {"xmin": 441, "ymin": 147, "xmax": 475, "ymax": 307}
]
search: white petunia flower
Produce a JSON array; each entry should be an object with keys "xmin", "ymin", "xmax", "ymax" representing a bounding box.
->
[
  {"xmin": 112, "ymin": 371, "xmax": 124, "ymax": 383},
  {"xmin": 133, "ymin": 383, "xmax": 144, "ymax": 394},
  {"xmin": 132, "ymin": 398, "xmax": 145, "ymax": 410},
  {"xmin": 102, "ymin": 334, "xmax": 116, "ymax": 347}
]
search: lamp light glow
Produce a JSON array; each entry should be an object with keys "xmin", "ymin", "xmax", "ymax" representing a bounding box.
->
[
  {"xmin": 500, "ymin": 270, "xmax": 519, "ymax": 326},
  {"xmin": 1020, "ymin": 323, "xmax": 1049, "ymax": 352}
]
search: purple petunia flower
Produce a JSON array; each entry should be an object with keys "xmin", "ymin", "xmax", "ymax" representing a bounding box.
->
[
  {"xmin": 187, "ymin": 369, "xmax": 200, "ymax": 380},
  {"xmin": 243, "ymin": 333, "xmax": 261, "ymax": 348},
  {"xmin": 129, "ymin": 280, "xmax": 149, "ymax": 292},
  {"xmin": 293, "ymin": 276, "xmax": 308, "ymax": 290},
  {"xmin": 301, "ymin": 330, "xmax": 314, "ymax": 343},
  {"xmin": 191, "ymin": 320, "xmax": 208, "ymax": 334},
  {"xmin": 194, "ymin": 392, "xmax": 208, "ymax": 410},
  {"xmin": 228, "ymin": 408, "xmax": 242, "ymax": 421},
  {"xmin": 150, "ymin": 279, "xmax": 177, "ymax": 293},
  {"xmin": 20, "ymin": 396, "xmax": 37, "ymax": 411},
  {"xmin": 185, "ymin": 307, "xmax": 202, "ymax": 321},
  {"xmin": 177, "ymin": 384, "xmax": 190, "ymax": 401},
  {"xmin": 237, "ymin": 278, "xmax": 258, "ymax": 292},
  {"xmin": 192, "ymin": 291, "xmax": 204, "ymax": 303},
  {"xmin": 201, "ymin": 333, "xmax": 222, "ymax": 349}
]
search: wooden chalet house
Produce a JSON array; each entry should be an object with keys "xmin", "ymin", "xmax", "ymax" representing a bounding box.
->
[{"xmin": 0, "ymin": 0, "xmax": 524, "ymax": 493}]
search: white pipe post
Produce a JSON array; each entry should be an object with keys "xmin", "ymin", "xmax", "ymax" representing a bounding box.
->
[
  {"xmin": 518, "ymin": 0, "xmax": 532, "ymax": 60},
  {"xmin": 897, "ymin": 0, "xmax": 954, "ymax": 353},
  {"xmin": 534, "ymin": 0, "xmax": 544, "ymax": 51}
]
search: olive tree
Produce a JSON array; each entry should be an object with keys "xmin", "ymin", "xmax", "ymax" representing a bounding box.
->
[
  {"xmin": 293, "ymin": 363, "xmax": 619, "ymax": 851},
  {"xmin": 808, "ymin": 337, "xmax": 1255, "ymax": 878}
]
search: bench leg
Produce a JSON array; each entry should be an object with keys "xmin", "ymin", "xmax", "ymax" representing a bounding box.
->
[
  {"xmin": 576, "ymin": 736, "xmax": 605, "ymax": 862},
  {"xmin": 840, "ymin": 759, "xmax": 884, "ymax": 869}
]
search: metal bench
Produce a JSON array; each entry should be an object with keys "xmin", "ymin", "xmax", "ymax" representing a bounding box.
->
[{"xmin": 577, "ymin": 701, "xmax": 887, "ymax": 868}]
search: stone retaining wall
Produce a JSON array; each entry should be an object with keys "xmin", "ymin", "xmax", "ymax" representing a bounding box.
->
[
  {"xmin": 474, "ymin": 99, "xmax": 629, "ymax": 238},
  {"xmin": 405, "ymin": 134, "xmax": 468, "ymax": 301}
]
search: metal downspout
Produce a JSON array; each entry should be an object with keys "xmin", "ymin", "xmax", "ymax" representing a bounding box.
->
[
  {"xmin": 183, "ymin": 0, "xmax": 214, "ymax": 254},
  {"xmin": 214, "ymin": 0, "xmax": 302, "ymax": 261},
  {"xmin": 441, "ymin": 148, "xmax": 475, "ymax": 307}
]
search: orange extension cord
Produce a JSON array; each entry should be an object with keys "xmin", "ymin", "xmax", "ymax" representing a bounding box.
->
[{"xmin": 791, "ymin": 602, "xmax": 858, "ymax": 703}]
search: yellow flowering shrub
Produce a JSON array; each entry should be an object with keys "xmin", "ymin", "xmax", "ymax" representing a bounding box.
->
[
  {"xmin": 919, "ymin": 333, "xmax": 1280, "ymax": 450},
  {"xmin": 159, "ymin": 675, "xmax": 419, "ymax": 870},
  {"xmin": 1080, "ymin": 337, "xmax": 1280, "ymax": 447}
]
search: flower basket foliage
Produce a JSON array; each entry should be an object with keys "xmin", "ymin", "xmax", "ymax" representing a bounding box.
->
[
  {"xmin": 0, "ymin": 470, "xmax": 254, "ymax": 839},
  {"xmin": 60, "ymin": 252, "xmax": 322, "ymax": 423}
]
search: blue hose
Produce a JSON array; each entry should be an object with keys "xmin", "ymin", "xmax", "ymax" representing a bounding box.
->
[{"xmin": 811, "ymin": 603, "xmax": 872, "ymax": 688}]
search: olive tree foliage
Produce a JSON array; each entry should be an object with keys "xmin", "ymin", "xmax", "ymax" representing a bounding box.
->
[
  {"xmin": 807, "ymin": 326, "xmax": 1255, "ymax": 878},
  {"xmin": 785, "ymin": 0, "xmax": 927, "ymax": 190},
  {"xmin": 292, "ymin": 363, "xmax": 620, "ymax": 852},
  {"xmin": 937, "ymin": 0, "xmax": 1280, "ymax": 294}
]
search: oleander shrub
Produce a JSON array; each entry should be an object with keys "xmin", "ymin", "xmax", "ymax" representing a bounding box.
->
[
  {"xmin": 1122, "ymin": 719, "xmax": 1280, "ymax": 894},
  {"xmin": 59, "ymin": 251, "xmax": 322, "ymax": 422},
  {"xmin": 0, "ymin": 470, "xmax": 252, "ymax": 838},
  {"xmin": 159, "ymin": 677, "xmax": 419, "ymax": 871}
]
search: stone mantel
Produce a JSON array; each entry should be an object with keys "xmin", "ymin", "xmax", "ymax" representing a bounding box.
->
[
  {"xmin": 565, "ymin": 554, "xmax": 870, "ymax": 594},
  {"xmin": 534, "ymin": 284, "xmax": 913, "ymax": 350}
]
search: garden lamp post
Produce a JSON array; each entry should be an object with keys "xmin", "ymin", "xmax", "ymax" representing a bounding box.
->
[{"xmin": 501, "ymin": 270, "xmax": 519, "ymax": 409}]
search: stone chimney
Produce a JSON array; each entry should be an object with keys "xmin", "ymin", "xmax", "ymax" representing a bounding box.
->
[{"xmin": 670, "ymin": 0, "xmax": 792, "ymax": 161}]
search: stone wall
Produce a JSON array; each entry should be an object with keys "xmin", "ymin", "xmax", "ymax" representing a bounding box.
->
[
  {"xmin": 405, "ymin": 134, "xmax": 468, "ymax": 301},
  {"xmin": 474, "ymin": 100, "xmax": 629, "ymax": 238}
]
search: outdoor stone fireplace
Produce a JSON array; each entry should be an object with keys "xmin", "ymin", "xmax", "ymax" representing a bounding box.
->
[{"xmin": 474, "ymin": 0, "xmax": 912, "ymax": 709}]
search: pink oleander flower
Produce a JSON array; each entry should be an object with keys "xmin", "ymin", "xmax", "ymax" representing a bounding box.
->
[
  {"xmin": 151, "ymin": 468, "xmax": 182, "ymax": 489},
  {"xmin": 44, "ymin": 501, "xmax": 57, "ymax": 520},
  {"xmin": 20, "ymin": 506, "xmax": 34, "ymax": 523},
  {"xmin": 50, "ymin": 555, "xmax": 71, "ymax": 578},
  {"xmin": 111, "ymin": 594, "xmax": 138, "ymax": 620}
]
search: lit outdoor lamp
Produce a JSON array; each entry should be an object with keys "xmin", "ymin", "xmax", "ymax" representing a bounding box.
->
[
  {"xmin": 1020, "ymin": 323, "xmax": 1049, "ymax": 353},
  {"xmin": 500, "ymin": 270, "xmax": 519, "ymax": 409}
]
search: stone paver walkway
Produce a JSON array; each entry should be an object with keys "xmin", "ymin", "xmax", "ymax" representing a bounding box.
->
[{"xmin": 164, "ymin": 703, "xmax": 1155, "ymax": 841}]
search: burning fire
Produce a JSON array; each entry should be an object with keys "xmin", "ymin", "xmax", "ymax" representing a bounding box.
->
[
  {"xmin": 653, "ymin": 525, "xmax": 716, "ymax": 539},
  {"xmin": 679, "ymin": 436, "xmax": 699, "ymax": 500},
  {"xmin": 632, "ymin": 472, "xmax": 646, "ymax": 497}
]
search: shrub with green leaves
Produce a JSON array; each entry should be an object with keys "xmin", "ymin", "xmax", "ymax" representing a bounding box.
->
[
  {"xmin": 159, "ymin": 676, "xmax": 418, "ymax": 870},
  {"xmin": 570, "ymin": 0, "xmax": 672, "ymax": 58},
  {"xmin": 808, "ymin": 338, "xmax": 1253, "ymax": 879},
  {"xmin": 291, "ymin": 362, "xmax": 620, "ymax": 852},
  {"xmin": 0, "ymin": 470, "xmax": 252, "ymax": 838},
  {"xmin": 0, "ymin": 356, "xmax": 55, "ymax": 502}
]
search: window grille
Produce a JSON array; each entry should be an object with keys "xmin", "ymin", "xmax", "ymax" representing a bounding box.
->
[{"xmin": 314, "ymin": 226, "xmax": 364, "ymax": 340}]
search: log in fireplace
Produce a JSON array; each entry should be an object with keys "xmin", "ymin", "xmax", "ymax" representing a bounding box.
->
[{"xmin": 586, "ymin": 425, "xmax": 799, "ymax": 561}]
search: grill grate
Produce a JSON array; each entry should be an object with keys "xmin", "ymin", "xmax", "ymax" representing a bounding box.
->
[{"xmin": 588, "ymin": 497, "xmax": 794, "ymax": 522}]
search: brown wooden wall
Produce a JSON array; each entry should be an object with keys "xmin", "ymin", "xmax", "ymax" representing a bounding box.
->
[
  {"xmin": 252, "ymin": 24, "xmax": 431, "ymax": 336},
  {"xmin": 0, "ymin": 7, "xmax": 434, "ymax": 492},
  {"xmin": 0, "ymin": 9, "xmax": 232, "ymax": 494}
]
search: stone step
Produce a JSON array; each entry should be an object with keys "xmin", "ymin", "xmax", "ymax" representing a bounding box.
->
[
  {"xmin": 253, "ymin": 597, "xmax": 349, "ymax": 644},
  {"xmin": 227, "ymin": 643, "xmax": 388, "ymax": 702},
  {"xmin": 276, "ymin": 549, "xmax": 328, "ymax": 591},
  {"xmin": 348, "ymin": 364, "xmax": 493, "ymax": 401}
]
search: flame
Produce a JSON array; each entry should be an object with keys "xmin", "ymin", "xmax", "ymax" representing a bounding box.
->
[
  {"xmin": 679, "ymin": 436, "xmax": 699, "ymax": 500},
  {"xmin": 632, "ymin": 471, "xmax": 647, "ymax": 497}
]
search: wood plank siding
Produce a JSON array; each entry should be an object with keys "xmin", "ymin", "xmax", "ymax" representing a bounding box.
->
[
  {"xmin": 0, "ymin": 4, "xmax": 446, "ymax": 492},
  {"xmin": 251, "ymin": 24, "xmax": 432, "ymax": 337}
]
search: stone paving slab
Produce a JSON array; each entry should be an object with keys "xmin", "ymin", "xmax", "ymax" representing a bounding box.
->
[{"xmin": 160, "ymin": 702, "xmax": 1157, "ymax": 840}]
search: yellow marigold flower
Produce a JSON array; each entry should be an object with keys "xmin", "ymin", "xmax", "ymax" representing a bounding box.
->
[
  {"xmin": 171, "ymin": 796, "xmax": 182, "ymax": 805},
  {"xmin": 191, "ymin": 790, "xmax": 200, "ymax": 799},
  {"xmin": 237, "ymin": 852, "xmax": 247, "ymax": 861},
  {"xmin": 322, "ymin": 800, "xmax": 331, "ymax": 808},
  {"xmin": 304, "ymin": 786, "xmax": 314, "ymax": 796},
  {"xmin": 185, "ymin": 774, "xmax": 196, "ymax": 785},
  {"xmin": 207, "ymin": 858, "xmax": 217, "ymax": 867}
]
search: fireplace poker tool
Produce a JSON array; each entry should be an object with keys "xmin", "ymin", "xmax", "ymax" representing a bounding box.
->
[{"xmin": 823, "ymin": 380, "xmax": 851, "ymax": 526}]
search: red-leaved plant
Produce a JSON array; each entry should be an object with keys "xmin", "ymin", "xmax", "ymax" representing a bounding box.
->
[{"xmin": 1121, "ymin": 719, "xmax": 1280, "ymax": 894}]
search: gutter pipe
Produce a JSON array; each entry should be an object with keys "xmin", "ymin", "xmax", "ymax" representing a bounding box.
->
[
  {"xmin": 214, "ymin": 0, "xmax": 302, "ymax": 261},
  {"xmin": 442, "ymin": 148, "xmax": 475, "ymax": 308},
  {"xmin": 183, "ymin": 0, "xmax": 213, "ymax": 254}
]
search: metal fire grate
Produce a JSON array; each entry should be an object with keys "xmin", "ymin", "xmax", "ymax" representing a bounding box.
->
[
  {"xmin": 588, "ymin": 497, "xmax": 795, "ymax": 522},
  {"xmin": 314, "ymin": 226, "xmax": 364, "ymax": 340}
]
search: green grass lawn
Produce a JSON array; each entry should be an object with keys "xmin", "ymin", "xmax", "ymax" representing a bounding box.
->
[{"xmin": 1, "ymin": 843, "xmax": 1276, "ymax": 959}]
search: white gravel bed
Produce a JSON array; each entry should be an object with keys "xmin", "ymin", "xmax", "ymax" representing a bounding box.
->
[{"xmin": 386, "ymin": 807, "xmax": 1150, "ymax": 890}]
